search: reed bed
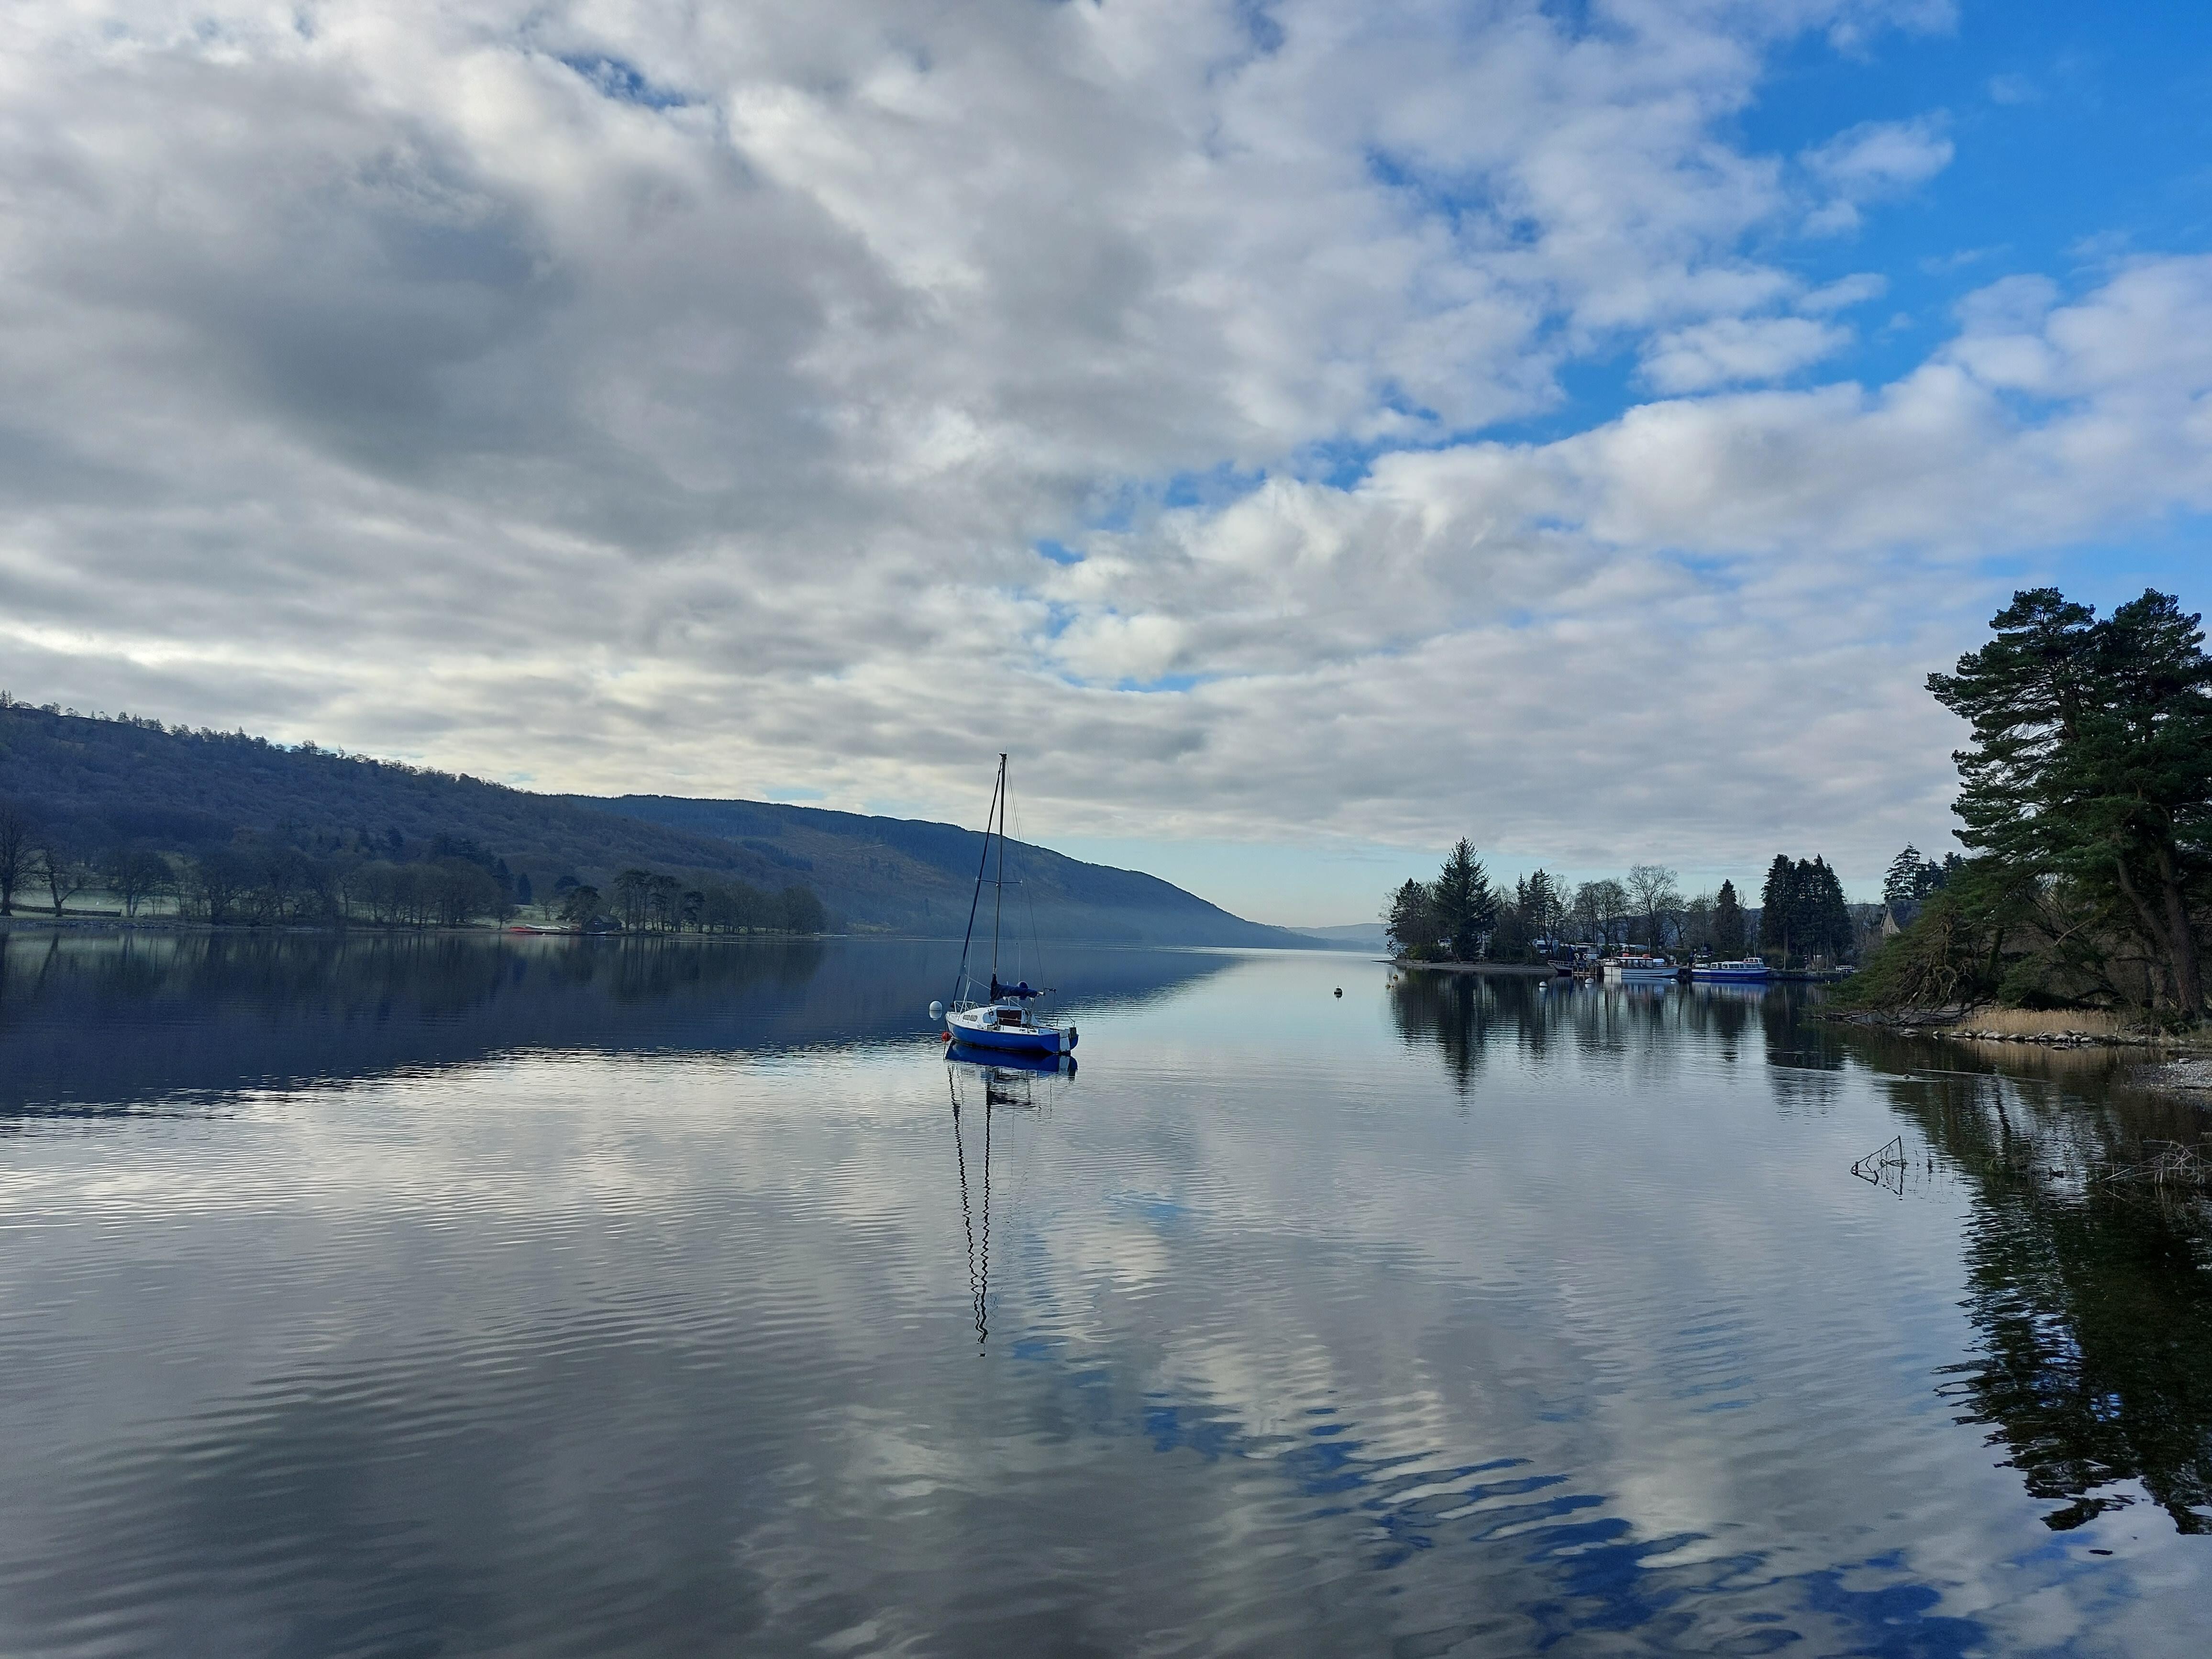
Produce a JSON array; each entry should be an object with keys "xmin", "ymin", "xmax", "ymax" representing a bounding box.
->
[{"xmin": 1946, "ymin": 1007, "xmax": 2132, "ymax": 1038}]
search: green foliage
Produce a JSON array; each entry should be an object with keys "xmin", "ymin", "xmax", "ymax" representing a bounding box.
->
[
  {"xmin": 1882, "ymin": 844, "xmax": 1946, "ymax": 910},
  {"xmin": 1832, "ymin": 855, "xmax": 2165, "ymax": 1017},
  {"xmin": 1929, "ymin": 587, "xmax": 2212, "ymax": 1013},
  {"xmin": 1432, "ymin": 839, "xmax": 1496, "ymax": 961},
  {"xmin": 1834, "ymin": 890, "xmax": 1998, "ymax": 1010},
  {"xmin": 1712, "ymin": 880, "xmax": 1746, "ymax": 956},
  {"xmin": 1759, "ymin": 854, "xmax": 1852, "ymax": 966},
  {"xmin": 1384, "ymin": 876, "xmax": 1441, "ymax": 959}
]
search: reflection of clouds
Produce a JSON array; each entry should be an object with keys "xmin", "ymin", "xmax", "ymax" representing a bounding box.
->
[{"xmin": 1, "ymin": 951, "xmax": 2204, "ymax": 1650}]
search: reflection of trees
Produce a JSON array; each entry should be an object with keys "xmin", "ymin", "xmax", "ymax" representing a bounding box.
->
[
  {"xmin": 1391, "ymin": 974, "xmax": 1767, "ymax": 1090},
  {"xmin": 1949, "ymin": 1183, "xmax": 2212, "ymax": 1531},
  {"xmin": 1849, "ymin": 1038, "xmax": 2212, "ymax": 1533},
  {"xmin": 1389, "ymin": 973, "xmax": 1515, "ymax": 1089},
  {"xmin": 1676, "ymin": 985, "xmax": 1757, "ymax": 1052}
]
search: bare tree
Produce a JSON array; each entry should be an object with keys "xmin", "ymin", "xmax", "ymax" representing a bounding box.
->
[
  {"xmin": 1574, "ymin": 878, "xmax": 1630, "ymax": 947},
  {"xmin": 0, "ymin": 797, "xmax": 32, "ymax": 916},
  {"xmin": 1625, "ymin": 864, "xmax": 1682, "ymax": 950},
  {"xmin": 613, "ymin": 868, "xmax": 653, "ymax": 929},
  {"xmin": 35, "ymin": 834, "xmax": 94, "ymax": 917},
  {"xmin": 1678, "ymin": 892, "xmax": 1716, "ymax": 956},
  {"xmin": 101, "ymin": 846, "xmax": 172, "ymax": 918}
]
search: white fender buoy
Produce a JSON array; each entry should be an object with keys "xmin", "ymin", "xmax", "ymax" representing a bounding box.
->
[{"xmin": 928, "ymin": 1000, "xmax": 945, "ymax": 1021}]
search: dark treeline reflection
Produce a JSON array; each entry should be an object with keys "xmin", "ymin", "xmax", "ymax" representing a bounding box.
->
[
  {"xmin": 1389, "ymin": 973, "xmax": 2212, "ymax": 1535},
  {"xmin": 0, "ymin": 931, "xmax": 1235, "ymax": 1114},
  {"xmin": 1385, "ymin": 972, "xmax": 1788, "ymax": 1089},
  {"xmin": 1844, "ymin": 1034, "xmax": 2212, "ymax": 1535}
]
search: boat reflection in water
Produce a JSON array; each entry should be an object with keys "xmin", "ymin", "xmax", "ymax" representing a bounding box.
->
[{"xmin": 945, "ymin": 1047, "xmax": 1075, "ymax": 1352}]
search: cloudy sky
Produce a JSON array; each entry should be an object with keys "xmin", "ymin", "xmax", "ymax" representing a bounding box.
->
[{"xmin": 2, "ymin": 0, "xmax": 2209, "ymax": 923}]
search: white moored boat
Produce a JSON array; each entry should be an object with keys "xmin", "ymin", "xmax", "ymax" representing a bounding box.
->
[
  {"xmin": 1602, "ymin": 953, "xmax": 1679, "ymax": 983},
  {"xmin": 931, "ymin": 755, "xmax": 1079, "ymax": 1059},
  {"xmin": 946, "ymin": 977, "xmax": 1077, "ymax": 1055},
  {"xmin": 1692, "ymin": 959, "xmax": 1772, "ymax": 983}
]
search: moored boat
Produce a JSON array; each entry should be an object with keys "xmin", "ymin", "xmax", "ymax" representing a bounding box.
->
[
  {"xmin": 946, "ymin": 976, "xmax": 1078, "ymax": 1055},
  {"xmin": 1602, "ymin": 953, "xmax": 1678, "ymax": 983},
  {"xmin": 1692, "ymin": 959, "xmax": 1772, "ymax": 983},
  {"xmin": 932, "ymin": 755, "xmax": 1079, "ymax": 1057}
]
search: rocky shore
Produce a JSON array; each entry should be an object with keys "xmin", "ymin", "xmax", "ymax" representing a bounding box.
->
[
  {"xmin": 2140, "ymin": 1058, "xmax": 2212, "ymax": 1095},
  {"xmin": 1821, "ymin": 1006, "xmax": 2204, "ymax": 1052}
]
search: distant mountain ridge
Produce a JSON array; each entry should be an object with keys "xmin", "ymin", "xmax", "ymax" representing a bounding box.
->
[
  {"xmin": 0, "ymin": 703, "xmax": 1316, "ymax": 946},
  {"xmin": 572, "ymin": 795, "xmax": 1314, "ymax": 948},
  {"xmin": 1295, "ymin": 922, "xmax": 1390, "ymax": 951}
]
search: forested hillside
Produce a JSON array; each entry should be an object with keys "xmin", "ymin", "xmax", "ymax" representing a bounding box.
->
[
  {"xmin": 0, "ymin": 701, "xmax": 1310, "ymax": 945},
  {"xmin": 579, "ymin": 795, "xmax": 1306, "ymax": 946}
]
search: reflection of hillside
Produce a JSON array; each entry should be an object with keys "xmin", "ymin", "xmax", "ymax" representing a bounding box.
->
[
  {"xmin": 1839, "ymin": 1032, "xmax": 2212, "ymax": 1533},
  {"xmin": 0, "ymin": 933, "xmax": 1232, "ymax": 1114}
]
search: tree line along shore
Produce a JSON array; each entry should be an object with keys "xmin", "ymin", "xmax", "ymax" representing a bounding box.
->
[
  {"xmin": 1382, "ymin": 584, "xmax": 2210, "ymax": 1035},
  {"xmin": 1384, "ymin": 846, "xmax": 1869, "ymax": 971},
  {"xmin": 0, "ymin": 817, "xmax": 826, "ymax": 936}
]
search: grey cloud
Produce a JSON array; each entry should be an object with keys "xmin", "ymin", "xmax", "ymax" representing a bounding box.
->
[{"xmin": 0, "ymin": 0, "xmax": 2194, "ymax": 893}]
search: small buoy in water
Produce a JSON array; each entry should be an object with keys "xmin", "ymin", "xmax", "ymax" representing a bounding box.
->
[
  {"xmin": 929, "ymin": 1000, "xmax": 945, "ymax": 1020},
  {"xmin": 1334, "ymin": 987, "xmax": 1343, "ymax": 997}
]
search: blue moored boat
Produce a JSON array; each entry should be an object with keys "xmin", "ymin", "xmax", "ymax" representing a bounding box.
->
[
  {"xmin": 933, "ymin": 755, "xmax": 1078, "ymax": 1058},
  {"xmin": 1692, "ymin": 958, "xmax": 1772, "ymax": 983}
]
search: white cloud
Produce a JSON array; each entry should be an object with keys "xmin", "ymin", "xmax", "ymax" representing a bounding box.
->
[
  {"xmin": 1804, "ymin": 115, "xmax": 1956, "ymax": 195},
  {"xmin": 1801, "ymin": 115, "xmax": 1953, "ymax": 235},
  {"xmin": 1797, "ymin": 273, "xmax": 1888, "ymax": 313},
  {"xmin": 1640, "ymin": 315, "xmax": 1851, "ymax": 392},
  {"xmin": 0, "ymin": 0, "xmax": 2198, "ymax": 903}
]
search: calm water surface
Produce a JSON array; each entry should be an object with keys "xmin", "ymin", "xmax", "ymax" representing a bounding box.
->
[{"xmin": 3, "ymin": 932, "xmax": 2210, "ymax": 1656}]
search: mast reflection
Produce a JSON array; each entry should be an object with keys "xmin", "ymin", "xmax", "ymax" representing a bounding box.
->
[{"xmin": 946, "ymin": 1046, "xmax": 1074, "ymax": 1353}]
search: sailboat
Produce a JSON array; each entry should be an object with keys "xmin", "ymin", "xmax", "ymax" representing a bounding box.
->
[{"xmin": 934, "ymin": 755, "xmax": 1079, "ymax": 1056}]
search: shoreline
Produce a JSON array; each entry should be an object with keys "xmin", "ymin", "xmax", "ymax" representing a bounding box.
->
[
  {"xmin": 1388, "ymin": 959, "xmax": 1559, "ymax": 978},
  {"xmin": 1821, "ymin": 1006, "xmax": 2212, "ymax": 1057}
]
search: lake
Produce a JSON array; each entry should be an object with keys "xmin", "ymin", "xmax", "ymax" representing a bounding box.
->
[{"xmin": 1, "ymin": 930, "xmax": 2208, "ymax": 1656}]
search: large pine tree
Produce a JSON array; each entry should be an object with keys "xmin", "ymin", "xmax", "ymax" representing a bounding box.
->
[
  {"xmin": 1758, "ymin": 853, "xmax": 1797, "ymax": 964},
  {"xmin": 1930, "ymin": 588, "xmax": 2212, "ymax": 1013},
  {"xmin": 1713, "ymin": 879, "xmax": 1745, "ymax": 956},
  {"xmin": 1432, "ymin": 839, "xmax": 1496, "ymax": 962},
  {"xmin": 1797, "ymin": 856, "xmax": 1852, "ymax": 964},
  {"xmin": 1882, "ymin": 846, "xmax": 1925, "ymax": 909}
]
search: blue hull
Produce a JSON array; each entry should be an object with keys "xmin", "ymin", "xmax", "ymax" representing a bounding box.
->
[
  {"xmin": 945, "ymin": 1018, "xmax": 1076, "ymax": 1054},
  {"xmin": 1693, "ymin": 970, "xmax": 1772, "ymax": 983},
  {"xmin": 948, "ymin": 1042, "xmax": 1076, "ymax": 1075}
]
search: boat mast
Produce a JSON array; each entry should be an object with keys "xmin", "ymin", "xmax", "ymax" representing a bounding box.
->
[
  {"xmin": 951, "ymin": 758, "xmax": 1005, "ymax": 1006},
  {"xmin": 989, "ymin": 752, "xmax": 1007, "ymax": 986}
]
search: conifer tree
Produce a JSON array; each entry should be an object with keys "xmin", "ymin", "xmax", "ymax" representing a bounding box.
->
[
  {"xmin": 1713, "ymin": 879, "xmax": 1745, "ymax": 956},
  {"xmin": 1758, "ymin": 854, "xmax": 1797, "ymax": 964},
  {"xmin": 1432, "ymin": 839, "xmax": 1496, "ymax": 961},
  {"xmin": 1882, "ymin": 846, "xmax": 1925, "ymax": 909},
  {"xmin": 1385, "ymin": 877, "xmax": 1439, "ymax": 958},
  {"xmin": 1796, "ymin": 856, "xmax": 1852, "ymax": 963},
  {"xmin": 1930, "ymin": 587, "xmax": 2212, "ymax": 1012}
]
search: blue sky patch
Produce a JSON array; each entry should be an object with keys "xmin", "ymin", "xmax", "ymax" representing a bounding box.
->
[{"xmin": 557, "ymin": 54, "xmax": 688, "ymax": 111}]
